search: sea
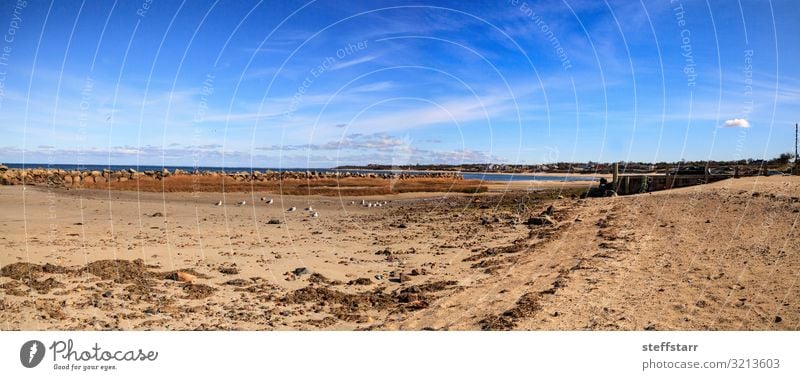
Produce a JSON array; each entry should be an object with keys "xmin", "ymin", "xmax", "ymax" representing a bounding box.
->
[{"xmin": 1, "ymin": 163, "xmax": 599, "ymax": 183}]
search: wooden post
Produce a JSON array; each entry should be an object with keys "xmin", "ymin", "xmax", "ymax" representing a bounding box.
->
[
  {"xmin": 795, "ymin": 123, "xmax": 798, "ymax": 175},
  {"xmin": 612, "ymin": 163, "xmax": 619, "ymax": 192}
]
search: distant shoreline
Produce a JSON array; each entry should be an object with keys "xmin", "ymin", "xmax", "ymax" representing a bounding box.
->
[{"xmin": 0, "ymin": 163, "xmax": 606, "ymax": 182}]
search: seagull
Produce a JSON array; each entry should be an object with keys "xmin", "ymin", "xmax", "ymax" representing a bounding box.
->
[
  {"xmin": 266, "ymin": 199, "xmax": 274, "ymax": 204},
  {"xmin": 214, "ymin": 200, "xmax": 223, "ymax": 206},
  {"xmin": 237, "ymin": 201, "xmax": 246, "ymax": 206},
  {"xmin": 260, "ymin": 197, "xmax": 266, "ymax": 201},
  {"xmin": 361, "ymin": 200, "xmax": 366, "ymax": 205},
  {"xmin": 305, "ymin": 206, "xmax": 314, "ymax": 211},
  {"xmin": 350, "ymin": 201, "xmax": 356, "ymax": 205},
  {"xmin": 287, "ymin": 206, "xmax": 296, "ymax": 212},
  {"xmin": 311, "ymin": 211, "xmax": 319, "ymax": 218}
]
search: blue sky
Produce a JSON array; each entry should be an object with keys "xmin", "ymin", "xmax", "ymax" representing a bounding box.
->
[{"xmin": 0, "ymin": 0, "xmax": 798, "ymax": 168}]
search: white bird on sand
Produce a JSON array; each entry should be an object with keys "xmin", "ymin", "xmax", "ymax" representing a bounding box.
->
[
  {"xmin": 287, "ymin": 206, "xmax": 296, "ymax": 212},
  {"xmin": 237, "ymin": 201, "xmax": 246, "ymax": 206},
  {"xmin": 305, "ymin": 206, "xmax": 314, "ymax": 211},
  {"xmin": 266, "ymin": 199, "xmax": 274, "ymax": 204},
  {"xmin": 350, "ymin": 201, "xmax": 356, "ymax": 205},
  {"xmin": 311, "ymin": 211, "xmax": 319, "ymax": 218},
  {"xmin": 214, "ymin": 200, "xmax": 223, "ymax": 206},
  {"xmin": 361, "ymin": 199, "xmax": 366, "ymax": 205},
  {"xmin": 260, "ymin": 197, "xmax": 266, "ymax": 201}
]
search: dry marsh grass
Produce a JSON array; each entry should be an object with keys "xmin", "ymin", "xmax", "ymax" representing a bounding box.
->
[{"xmin": 77, "ymin": 175, "xmax": 488, "ymax": 196}]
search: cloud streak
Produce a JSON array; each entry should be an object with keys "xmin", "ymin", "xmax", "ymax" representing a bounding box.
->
[{"xmin": 722, "ymin": 119, "xmax": 750, "ymax": 128}]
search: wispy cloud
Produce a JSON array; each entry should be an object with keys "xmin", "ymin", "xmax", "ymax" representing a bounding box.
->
[
  {"xmin": 257, "ymin": 132, "xmax": 409, "ymax": 151},
  {"xmin": 330, "ymin": 54, "xmax": 380, "ymax": 71}
]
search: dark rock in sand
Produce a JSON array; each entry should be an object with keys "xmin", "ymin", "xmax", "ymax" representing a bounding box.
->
[
  {"xmin": 292, "ymin": 267, "xmax": 310, "ymax": 276},
  {"xmin": 390, "ymin": 272, "xmax": 411, "ymax": 283},
  {"xmin": 526, "ymin": 215, "xmax": 555, "ymax": 226}
]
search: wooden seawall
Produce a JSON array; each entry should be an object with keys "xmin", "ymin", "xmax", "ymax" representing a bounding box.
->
[{"xmin": 612, "ymin": 174, "xmax": 731, "ymax": 195}]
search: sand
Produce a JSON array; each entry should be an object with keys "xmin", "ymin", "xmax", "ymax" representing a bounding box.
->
[{"xmin": 1, "ymin": 176, "xmax": 798, "ymax": 330}]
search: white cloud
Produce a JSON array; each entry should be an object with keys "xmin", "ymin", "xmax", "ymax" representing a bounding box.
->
[{"xmin": 722, "ymin": 118, "xmax": 750, "ymax": 128}]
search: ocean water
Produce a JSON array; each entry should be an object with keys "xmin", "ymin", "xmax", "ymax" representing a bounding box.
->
[{"xmin": 1, "ymin": 163, "xmax": 599, "ymax": 183}]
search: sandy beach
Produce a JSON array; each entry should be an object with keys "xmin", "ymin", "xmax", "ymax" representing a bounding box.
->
[{"xmin": 1, "ymin": 176, "xmax": 798, "ymax": 330}]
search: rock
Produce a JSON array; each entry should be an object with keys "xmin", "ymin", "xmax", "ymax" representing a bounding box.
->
[
  {"xmin": 223, "ymin": 279, "xmax": 249, "ymax": 286},
  {"xmin": 397, "ymin": 223, "xmax": 407, "ymax": 229},
  {"xmin": 410, "ymin": 268, "xmax": 427, "ymax": 276},
  {"xmin": 292, "ymin": 267, "xmax": 309, "ymax": 276},
  {"xmin": 267, "ymin": 218, "xmax": 283, "ymax": 225},
  {"xmin": 527, "ymin": 215, "xmax": 555, "ymax": 225},
  {"xmin": 170, "ymin": 271, "xmax": 197, "ymax": 283},
  {"xmin": 775, "ymin": 315, "xmax": 782, "ymax": 323},
  {"xmin": 101, "ymin": 290, "xmax": 113, "ymax": 298},
  {"xmin": 150, "ymin": 212, "xmax": 164, "ymax": 217},
  {"xmin": 374, "ymin": 274, "xmax": 384, "ymax": 281}
]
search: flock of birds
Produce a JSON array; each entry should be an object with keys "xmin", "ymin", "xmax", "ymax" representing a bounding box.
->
[{"xmin": 212, "ymin": 197, "xmax": 390, "ymax": 219}]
